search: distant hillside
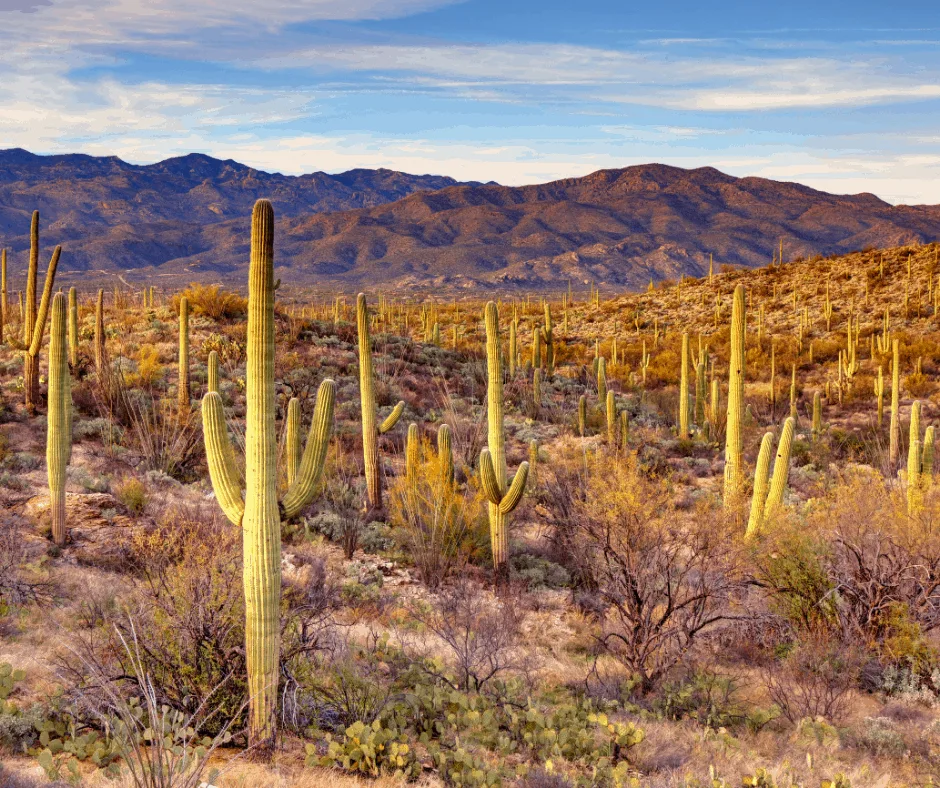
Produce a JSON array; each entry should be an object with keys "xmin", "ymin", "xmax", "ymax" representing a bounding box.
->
[{"xmin": 1, "ymin": 151, "xmax": 939, "ymax": 291}]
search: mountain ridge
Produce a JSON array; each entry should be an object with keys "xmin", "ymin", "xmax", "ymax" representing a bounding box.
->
[{"xmin": 1, "ymin": 149, "xmax": 939, "ymax": 291}]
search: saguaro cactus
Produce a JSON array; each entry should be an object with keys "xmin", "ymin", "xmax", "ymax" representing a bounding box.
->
[
  {"xmin": 207, "ymin": 350, "xmax": 220, "ymax": 394},
  {"xmin": 201, "ymin": 200, "xmax": 336, "ymax": 747},
  {"xmin": 438, "ymin": 424, "xmax": 454, "ymax": 487},
  {"xmin": 812, "ymin": 391, "xmax": 823, "ymax": 439},
  {"xmin": 357, "ymin": 293, "xmax": 405, "ymax": 512},
  {"xmin": 606, "ymin": 390, "xmax": 616, "ymax": 446},
  {"xmin": 923, "ymin": 425, "xmax": 936, "ymax": 478},
  {"xmin": 679, "ymin": 332, "xmax": 690, "ymax": 439},
  {"xmin": 746, "ymin": 432, "xmax": 774, "ymax": 538},
  {"xmin": 67, "ymin": 288, "xmax": 78, "ymax": 368},
  {"xmin": 46, "ymin": 293, "xmax": 71, "ymax": 547},
  {"xmin": 597, "ymin": 357, "xmax": 607, "ymax": 403},
  {"xmin": 178, "ymin": 296, "xmax": 190, "ymax": 417},
  {"xmin": 94, "ymin": 289, "xmax": 106, "ymax": 382},
  {"xmin": 578, "ymin": 394, "xmax": 587, "ymax": 436},
  {"xmin": 23, "ymin": 212, "xmax": 62, "ymax": 414},
  {"xmin": 723, "ymin": 284, "xmax": 746, "ymax": 507},
  {"xmin": 542, "ymin": 303, "xmax": 555, "ymax": 375},
  {"xmin": 480, "ymin": 301, "xmax": 529, "ymax": 572},
  {"xmin": 889, "ymin": 339, "xmax": 902, "ymax": 467},
  {"xmin": 0, "ymin": 248, "xmax": 5, "ymax": 344},
  {"xmin": 875, "ymin": 367, "xmax": 885, "ymax": 427},
  {"xmin": 406, "ymin": 422, "xmax": 420, "ymax": 494},
  {"xmin": 764, "ymin": 416, "xmax": 795, "ymax": 518}
]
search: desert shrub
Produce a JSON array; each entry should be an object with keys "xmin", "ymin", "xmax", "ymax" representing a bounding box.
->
[
  {"xmin": 510, "ymin": 553, "xmax": 571, "ymax": 590},
  {"xmin": 573, "ymin": 453, "xmax": 747, "ymax": 693},
  {"xmin": 389, "ymin": 445, "xmax": 486, "ymax": 588},
  {"xmin": 761, "ymin": 635, "xmax": 864, "ymax": 724},
  {"xmin": 652, "ymin": 669, "xmax": 755, "ymax": 730},
  {"xmin": 123, "ymin": 389, "xmax": 201, "ymax": 481},
  {"xmin": 841, "ymin": 716, "xmax": 907, "ymax": 758},
  {"xmin": 114, "ymin": 477, "xmax": 148, "ymax": 515},
  {"xmin": 172, "ymin": 283, "xmax": 247, "ymax": 320}
]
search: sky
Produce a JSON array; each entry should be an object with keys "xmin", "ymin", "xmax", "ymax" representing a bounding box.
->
[{"xmin": 2, "ymin": 0, "xmax": 940, "ymax": 203}]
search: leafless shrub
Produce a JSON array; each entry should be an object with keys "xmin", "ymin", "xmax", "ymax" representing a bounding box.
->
[
  {"xmin": 573, "ymin": 452, "xmax": 748, "ymax": 693},
  {"xmin": 762, "ymin": 635, "xmax": 864, "ymax": 724},
  {"xmin": 406, "ymin": 578, "xmax": 528, "ymax": 693},
  {"xmin": 0, "ymin": 523, "xmax": 49, "ymax": 614}
]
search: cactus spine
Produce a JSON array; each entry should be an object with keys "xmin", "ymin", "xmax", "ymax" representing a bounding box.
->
[
  {"xmin": 23, "ymin": 211, "xmax": 62, "ymax": 414},
  {"xmin": 46, "ymin": 293, "xmax": 71, "ymax": 546},
  {"xmin": 723, "ymin": 284, "xmax": 746, "ymax": 508},
  {"xmin": 746, "ymin": 432, "xmax": 774, "ymax": 538},
  {"xmin": 438, "ymin": 424, "xmax": 454, "ymax": 488},
  {"xmin": 679, "ymin": 332, "xmax": 689, "ymax": 439},
  {"xmin": 890, "ymin": 339, "xmax": 901, "ymax": 467},
  {"xmin": 201, "ymin": 200, "xmax": 336, "ymax": 746},
  {"xmin": 207, "ymin": 350, "xmax": 220, "ymax": 394},
  {"xmin": 67, "ymin": 287, "xmax": 78, "ymax": 368},
  {"xmin": 178, "ymin": 296, "xmax": 190, "ymax": 417},
  {"xmin": 480, "ymin": 301, "xmax": 529, "ymax": 572},
  {"xmin": 357, "ymin": 293, "xmax": 405, "ymax": 512},
  {"xmin": 764, "ymin": 417, "xmax": 795, "ymax": 518}
]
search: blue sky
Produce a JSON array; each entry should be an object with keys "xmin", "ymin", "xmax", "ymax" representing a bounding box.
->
[{"xmin": 2, "ymin": 0, "xmax": 940, "ymax": 202}]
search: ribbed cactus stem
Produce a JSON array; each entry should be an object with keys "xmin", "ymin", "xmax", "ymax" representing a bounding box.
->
[
  {"xmin": 723, "ymin": 284, "xmax": 746, "ymax": 507},
  {"xmin": 480, "ymin": 301, "xmax": 529, "ymax": 572},
  {"xmin": 597, "ymin": 357, "xmax": 607, "ymax": 403},
  {"xmin": 745, "ymin": 432, "xmax": 774, "ymax": 539},
  {"xmin": 23, "ymin": 211, "xmax": 61, "ymax": 414},
  {"xmin": 812, "ymin": 391, "xmax": 822, "ymax": 438},
  {"xmin": 67, "ymin": 287, "xmax": 78, "ymax": 368},
  {"xmin": 406, "ymin": 422, "xmax": 420, "ymax": 494},
  {"xmin": 0, "ymin": 248, "xmax": 5, "ymax": 344},
  {"xmin": 620, "ymin": 410, "xmax": 629, "ymax": 449},
  {"xmin": 201, "ymin": 201, "xmax": 336, "ymax": 748},
  {"xmin": 890, "ymin": 339, "xmax": 901, "ymax": 467},
  {"xmin": 46, "ymin": 293, "xmax": 71, "ymax": 546},
  {"xmin": 357, "ymin": 293, "xmax": 405, "ymax": 512},
  {"xmin": 764, "ymin": 416, "xmax": 795, "ymax": 519},
  {"xmin": 178, "ymin": 296, "xmax": 190, "ymax": 417},
  {"xmin": 578, "ymin": 394, "xmax": 587, "ymax": 437},
  {"xmin": 285, "ymin": 398, "xmax": 301, "ymax": 487},
  {"xmin": 679, "ymin": 332, "xmax": 689, "ymax": 439},
  {"xmin": 923, "ymin": 425, "xmax": 935, "ymax": 478},
  {"xmin": 542, "ymin": 303, "xmax": 554, "ymax": 375},
  {"xmin": 438, "ymin": 424, "xmax": 454, "ymax": 487},
  {"xmin": 875, "ymin": 367, "xmax": 885, "ymax": 427},
  {"xmin": 207, "ymin": 350, "xmax": 220, "ymax": 394},
  {"xmin": 606, "ymin": 390, "xmax": 616, "ymax": 446},
  {"xmin": 94, "ymin": 289, "xmax": 106, "ymax": 381}
]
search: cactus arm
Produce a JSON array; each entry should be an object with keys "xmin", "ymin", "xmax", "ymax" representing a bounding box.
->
[
  {"xmin": 27, "ymin": 246, "xmax": 61, "ymax": 359},
  {"xmin": 207, "ymin": 350, "xmax": 220, "ymax": 394},
  {"xmin": 438, "ymin": 424, "xmax": 454, "ymax": 487},
  {"xmin": 498, "ymin": 462, "xmax": 529, "ymax": 514},
  {"xmin": 24, "ymin": 211, "xmax": 38, "ymax": 347},
  {"xmin": 764, "ymin": 417, "xmax": 795, "ymax": 517},
  {"xmin": 67, "ymin": 287, "xmax": 78, "ymax": 368},
  {"xmin": 379, "ymin": 401, "xmax": 405, "ymax": 434},
  {"xmin": 202, "ymin": 392, "xmax": 245, "ymax": 526},
  {"xmin": 745, "ymin": 432, "xmax": 774, "ymax": 539},
  {"xmin": 479, "ymin": 448, "xmax": 503, "ymax": 504},
  {"xmin": 285, "ymin": 397, "xmax": 301, "ymax": 488},
  {"xmin": 281, "ymin": 379, "xmax": 335, "ymax": 519}
]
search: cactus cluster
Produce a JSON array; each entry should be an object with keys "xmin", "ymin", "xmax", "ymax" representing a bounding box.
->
[{"xmin": 23, "ymin": 211, "xmax": 62, "ymax": 414}]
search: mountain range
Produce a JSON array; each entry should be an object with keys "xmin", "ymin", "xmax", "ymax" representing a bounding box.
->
[{"xmin": 1, "ymin": 148, "xmax": 939, "ymax": 292}]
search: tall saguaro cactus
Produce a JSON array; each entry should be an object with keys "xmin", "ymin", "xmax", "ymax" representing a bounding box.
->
[
  {"xmin": 357, "ymin": 293, "xmax": 405, "ymax": 512},
  {"xmin": 480, "ymin": 301, "xmax": 529, "ymax": 572},
  {"xmin": 46, "ymin": 293, "xmax": 71, "ymax": 547},
  {"xmin": 201, "ymin": 200, "xmax": 336, "ymax": 747},
  {"xmin": 679, "ymin": 332, "xmax": 690, "ymax": 439},
  {"xmin": 23, "ymin": 212, "xmax": 62, "ymax": 414},
  {"xmin": 178, "ymin": 296, "xmax": 190, "ymax": 417},
  {"xmin": 723, "ymin": 284, "xmax": 746, "ymax": 507},
  {"xmin": 889, "ymin": 339, "xmax": 901, "ymax": 467},
  {"xmin": 67, "ymin": 288, "xmax": 78, "ymax": 368}
]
